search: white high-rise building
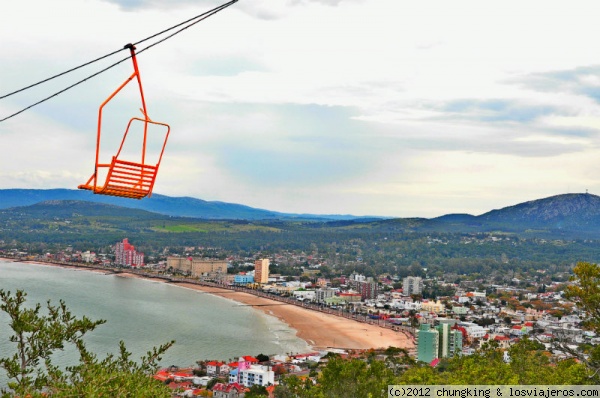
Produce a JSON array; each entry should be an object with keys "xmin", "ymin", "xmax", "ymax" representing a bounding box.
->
[{"xmin": 403, "ymin": 276, "xmax": 423, "ymax": 296}]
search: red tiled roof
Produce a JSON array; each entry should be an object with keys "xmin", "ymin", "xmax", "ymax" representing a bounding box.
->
[
  {"xmin": 213, "ymin": 383, "xmax": 247, "ymax": 393},
  {"xmin": 212, "ymin": 383, "xmax": 227, "ymax": 392},
  {"xmin": 167, "ymin": 381, "xmax": 192, "ymax": 390},
  {"xmin": 153, "ymin": 374, "xmax": 169, "ymax": 382}
]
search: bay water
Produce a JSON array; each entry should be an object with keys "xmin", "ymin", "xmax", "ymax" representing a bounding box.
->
[{"xmin": 0, "ymin": 260, "xmax": 310, "ymax": 384}]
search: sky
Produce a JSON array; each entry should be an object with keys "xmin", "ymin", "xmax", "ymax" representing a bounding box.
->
[{"xmin": 2, "ymin": 0, "xmax": 600, "ymax": 218}]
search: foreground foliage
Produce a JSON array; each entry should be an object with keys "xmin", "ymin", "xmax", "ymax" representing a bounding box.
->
[
  {"xmin": 274, "ymin": 338, "xmax": 595, "ymax": 398},
  {"xmin": 400, "ymin": 338, "xmax": 592, "ymax": 385},
  {"xmin": 0, "ymin": 289, "xmax": 173, "ymax": 397},
  {"xmin": 563, "ymin": 261, "xmax": 600, "ymax": 381}
]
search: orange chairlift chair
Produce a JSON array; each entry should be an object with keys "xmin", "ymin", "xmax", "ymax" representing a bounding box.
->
[{"xmin": 78, "ymin": 43, "xmax": 170, "ymax": 199}]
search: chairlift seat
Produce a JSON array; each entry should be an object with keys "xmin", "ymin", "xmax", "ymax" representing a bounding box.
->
[
  {"xmin": 78, "ymin": 43, "xmax": 170, "ymax": 200},
  {"xmin": 79, "ymin": 157, "xmax": 157, "ymax": 199}
]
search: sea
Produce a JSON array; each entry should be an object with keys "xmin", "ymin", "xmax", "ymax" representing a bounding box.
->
[{"xmin": 0, "ymin": 260, "xmax": 310, "ymax": 381}]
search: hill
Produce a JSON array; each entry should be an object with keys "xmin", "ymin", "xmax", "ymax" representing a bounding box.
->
[
  {"xmin": 2, "ymin": 190, "xmax": 600, "ymax": 235},
  {"xmin": 360, "ymin": 193, "xmax": 600, "ymax": 237},
  {"xmin": 439, "ymin": 192, "xmax": 600, "ymax": 235},
  {"xmin": 479, "ymin": 193, "xmax": 600, "ymax": 226},
  {"xmin": 0, "ymin": 189, "xmax": 374, "ymax": 221},
  {"xmin": 3, "ymin": 193, "xmax": 600, "ymax": 275}
]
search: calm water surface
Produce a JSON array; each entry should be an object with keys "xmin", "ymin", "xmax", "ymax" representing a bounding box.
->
[{"xmin": 0, "ymin": 261, "xmax": 310, "ymax": 374}]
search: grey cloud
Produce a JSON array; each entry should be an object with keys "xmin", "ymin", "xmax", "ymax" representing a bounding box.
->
[
  {"xmin": 413, "ymin": 135, "xmax": 587, "ymax": 158},
  {"xmin": 433, "ymin": 99, "xmax": 564, "ymax": 124},
  {"xmin": 100, "ymin": 0, "xmax": 224, "ymax": 11},
  {"xmin": 510, "ymin": 65, "xmax": 600, "ymax": 103},
  {"xmin": 364, "ymin": 100, "xmax": 594, "ymax": 158},
  {"xmin": 164, "ymin": 102, "xmax": 385, "ymax": 185},
  {"xmin": 100, "ymin": 0, "xmax": 284, "ymax": 20},
  {"xmin": 159, "ymin": 97, "xmax": 591, "ymax": 192},
  {"xmin": 101, "ymin": 0, "xmax": 359, "ymax": 18}
]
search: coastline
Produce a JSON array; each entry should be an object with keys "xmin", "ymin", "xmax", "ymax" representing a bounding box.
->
[
  {"xmin": 173, "ymin": 282, "xmax": 414, "ymax": 351},
  {"xmin": 2, "ymin": 258, "xmax": 414, "ymax": 352}
]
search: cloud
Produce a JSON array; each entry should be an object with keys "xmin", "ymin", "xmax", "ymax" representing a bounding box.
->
[
  {"xmin": 100, "ymin": 0, "xmax": 228, "ymax": 11},
  {"xmin": 513, "ymin": 65, "xmax": 600, "ymax": 101},
  {"xmin": 165, "ymin": 102, "xmax": 379, "ymax": 186},
  {"xmin": 433, "ymin": 99, "xmax": 560, "ymax": 124},
  {"xmin": 101, "ymin": 0, "xmax": 361, "ymax": 13},
  {"xmin": 7, "ymin": 0, "xmax": 600, "ymax": 218}
]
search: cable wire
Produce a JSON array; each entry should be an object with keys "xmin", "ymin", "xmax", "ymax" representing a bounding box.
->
[
  {"xmin": 0, "ymin": 0, "xmax": 238, "ymax": 123},
  {"xmin": 134, "ymin": 0, "xmax": 238, "ymax": 48},
  {"xmin": 0, "ymin": 48, "xmax": 124, "ymax": 101},
  {"xmin": 137, "ymin": 1, "xmax": 236, "ymax": 56}
]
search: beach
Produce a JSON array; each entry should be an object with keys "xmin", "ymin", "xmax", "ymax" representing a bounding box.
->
[
  {"xmin": 174, "ymin": 282, "xmax": 414, "ymax": 351},
  {"xmin": 6, "ymin": 260, "xmax": 414, "ymax": 352}
]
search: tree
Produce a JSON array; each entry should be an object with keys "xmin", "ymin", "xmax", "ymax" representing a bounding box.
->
[
  {"xmin": 565, "ymin": 262, "xmax": 600, "ymax": 334},
  {"xmin": 312, "ymin": 357, "xmax": 397, "ymax": 397},
  {"xmin": 274, "ymin": 375, "xmax": 313, "ymax": 398},
  {"xmin": 384, "ymin": 347, "xmax": 415, "ymax": 376},
  {"xmin": 255, "ymin": 353, "xmax": 270, "ymax": 363},
  {"xmin": 563, "ymin": 262, "xmax": 600, "ymax": 381},
  {"xmin": 245, "ymin": 384, "xmax": 268, "ymax": 398},
  {"xmin": 399, "ymin": 337, "xmax": 590, "ymax": 385},
  {"xmin": 0, "ymin": 289, "xmax": 173, "ymax": 397}
]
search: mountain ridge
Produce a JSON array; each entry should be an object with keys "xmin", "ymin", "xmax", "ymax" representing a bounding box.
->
[
  {"xmin": 0, "ymin": 189, "xmax": 380, "ymax": 221},
  {"xmin": 1, "ymin": 189, "xmax": 599, "ymax": 233}
]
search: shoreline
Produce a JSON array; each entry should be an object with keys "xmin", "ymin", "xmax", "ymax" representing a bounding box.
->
[
  {"xmin": 173, "ymin": 282, "xmax": 413, "ymax": 351},
  {"xmin": 1, "ymin": 258, "xmax": 414, "ymax": 352}
]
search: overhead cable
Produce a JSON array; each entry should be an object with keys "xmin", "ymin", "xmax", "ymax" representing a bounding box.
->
[{"xmin": 0, "ymin": 0, "xmax": 238, "ymax": 123}]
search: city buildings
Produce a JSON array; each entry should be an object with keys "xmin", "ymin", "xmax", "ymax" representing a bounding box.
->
[
  {"xmin": 254, "ymin": 259, "xmax": 270, "ymax": 284},
  {"xmin": 114, "ymin": 238, "xmax": 144, "ymax": 267},
  {"xmin": 416, "ymin": 323, "xmax": 463, "ymax": 363},
  {"xmin": 403, "ymin": 276, "xmax": 423, "ymax": 296},
  {"xmin": 417, "ymin": 324, "xmax": 439, "ymax": 363},
  {"xmin": 167, "ymin": 257, "xmax": 227, "ymax": 278},
  {"xmin": 315, "ymin": 287, "xmax": 337, "ymax": 303},
  {"xmin": 356, "ymin": 280, "xmax": 378, "ymax": 300},
  {"xmin": 229, "ymin": 362, "xmax": 274, "ymax": 388},
  {"xmin": 234, "ymin": 274, "xmax": 254, "ymax": 285}
]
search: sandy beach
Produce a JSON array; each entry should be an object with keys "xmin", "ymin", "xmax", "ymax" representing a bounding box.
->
[
  {"xmin": 174, "ymin": 282, "xmax": 414, "ymax": 351},
  {"xmin": 3, "ymin": 259, "xmax": 414, "ymax": 352}
]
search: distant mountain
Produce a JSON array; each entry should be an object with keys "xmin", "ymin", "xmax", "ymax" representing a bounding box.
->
[
  {"xmin": 11, "ymin": 200, "xmax": 164, "ymax": 219},
  {"xmin": 431, "ymin": 193, "xmax": 600, "ymax": 236},
  {"xmin": 4, "ymin": 194, "xmax": 600, "ymax": 273},
  {"xmin": 0, "ymin": 189, "xmax": 378, "ymax": 221},
  {"xmin": 1, "ymin": 190, "xmax": 598, "ymax": 235},
  {"xmin": 431, "ymin": 213, "xmax": 478, "ymax": 223},
  {"xmin": 479, "ymin": 193, "xmax": 600, "ymax": 224}
]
